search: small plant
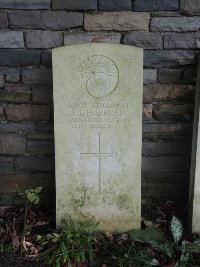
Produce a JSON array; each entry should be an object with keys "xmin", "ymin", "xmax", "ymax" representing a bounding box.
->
[
  {"xmin": 16, "ymin": 185, "xmax": 43, "ymax": 205},
  {"xmin": 16, "ymin": 185, "xmax": 43, "ymax": 255},
  {"xmin": 98, "ymin": 216, "xmax": 200, "ymax": 267},
  {"xmin": 0, "ymin": 240, "xmax": 13, "ymax": 254},
  {"xmin": 144, "ymin": 216, "xmax": 200, "ymax": 267},
  {"xmin": 170, "ymin": 216, "xmax": 200, "ymax": 267},
  {"xmin": 37, "ymin": 217, "xmax": 99, "ymax": 267}
]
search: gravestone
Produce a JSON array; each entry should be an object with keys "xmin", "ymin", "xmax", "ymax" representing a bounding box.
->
[
  {"xmin": 53, "ymin": 43, "xmax": 143, "ymax": 232},
  {"xmin": 189, "ymin": 55, "xmax": 200, "ymax": 233}
]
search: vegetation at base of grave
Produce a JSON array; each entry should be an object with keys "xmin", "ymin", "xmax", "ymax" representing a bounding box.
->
[
  {"xmin": 37, "ymin": 217, "xmax": 99, "ymax": 267},
  {"xmin": 0, "ymin": 191, "xmax": 200, "ymax": 267},
  {"xmin": 0, "ymin": 185, "xmax": 43, "ymax": 257},
  {"xmin": 37, "ymin": 216, "xmax": 200, "ymax": 267}
]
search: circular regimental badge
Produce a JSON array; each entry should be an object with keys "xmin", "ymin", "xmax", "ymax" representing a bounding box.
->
[{"xmin": 79, "ymin": 55, "xmax": 119, "ymax": 98}]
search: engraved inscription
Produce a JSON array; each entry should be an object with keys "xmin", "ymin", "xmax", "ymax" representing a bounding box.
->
[
  {"xmin": 80, "ymin": 133, "xmax": 117, "ymax": 193},
  {"xmin": 67, "ymin": 102, "xmax": 129, "ymax": 129},
  {"xmin": 79, "ymin": 55, "xmax": 119, "ymax": 98}
]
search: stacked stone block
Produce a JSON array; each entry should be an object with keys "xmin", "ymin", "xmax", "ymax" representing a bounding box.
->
[{"xmin": 0, "ymin": 0, "xmax": 199, "ymax": 204}]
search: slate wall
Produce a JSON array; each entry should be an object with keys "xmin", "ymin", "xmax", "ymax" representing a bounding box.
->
[{"xmin": 0, "ymin": 0, "xmax": 199, "ymax": 205}]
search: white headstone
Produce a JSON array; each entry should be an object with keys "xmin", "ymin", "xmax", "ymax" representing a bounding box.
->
[
  {"xmin": 189, "ymin": 55, "xmax": 200, "ymax": 233},
  {"xmin": 53, "ymin": 44, "xmax": 143, "ymax": 232}
]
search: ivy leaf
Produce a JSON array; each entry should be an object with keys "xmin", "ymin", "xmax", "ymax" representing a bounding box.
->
[{"xmin": 171, "ymin": 216, "xmax": 183, "ymax": 244}]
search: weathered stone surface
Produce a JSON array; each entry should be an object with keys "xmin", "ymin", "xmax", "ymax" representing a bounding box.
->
[
  {"xmin": 53, "ymin": 44, "xmax": 143, "ymax": 232},
  {"xmin": 123, "ymin": 32, "xmax": 163, "ymax": 49},
  {"xmin": 0, "ymin": 105, "xmax": 5, "ymax": 120},
  {"xmin": 142, "ymin": 141, "xmax": 190, "ymax": 156},
  {"xmin": 0, "ymin": 50, "xmax": 40, "ymax": 67},
  {"xmin": 99, "ymin": 0, "xmax": 132, "ymax": 10},
  {"xmin": 0, "ymin": 157, "xmax": 14, "ymax": 174},
  {"xmin": 26, "ymin": 31, "xmax": 62, "ymax": 49},
  {"xmin": 164, "ymin": 33, "xmax": 200, "ymax": 49},
  {"xmin": 6, "ymin": 68, "xmax": 20, "ymax": 83},
  {"xmin": 0, "ymin": 31, "xmax": 24, "ymax": 48},
  {"xmin": 52, "ymin": 0, "xmax": 97, "ymax": 10},
  {"xmin": 84, "ymin": 12, "xmax": 150, "ymax": 31},
  {"xmin": 5, "ymin": 104, "xmax": 50, "ymax": 122},
  {"xmin": 0, "ymin": 69, "xmax": 4, "ymax": 88},
  {"xmin": 143, "ymin": 69, "xmax": 157, "ymax": 84},
  {"xmin": 22, "ymin": 67, "xmax": 52, "ymax": 84},
  {"xmin": 0, "ymin": 174, "xmax": 54, "ymax": 192},
  {"xmin": 158, "ymin": 68, "xmax": 182, "ymax": 84},
  {"xmin": 143, "ymin": 173, "xmax": 188, "ymax": 201},
  {"xmin": 0, "ymin": 11, "xmax": 8, "ymax": 28},
  {"xmin": 189, "ymin": 55, "xmax": 200, "ymax": 233},
  {"xmin": 180, "ymin": 0, "xmax": 200, "ymax": 15},
  {"xmin": 134, "ymin": 0, "xmax": 179, "ymax": 11},
  {"xmin": 27, "ymin": 133, "xmax": 54, "ymax": 140},
  {"xmin": 10, "ymin": 11, "xmax": 83, "ymax": 30},
  {"xmin": 151, "ymin": 11, "xmax": 180, "ymax": 16},
  {"xmin": 5, "ymin": 84, "xmax": 31, "ymax": 92},
  {"xmin": 143, "ymin": 123, "xmax": 192, "ymax": 140},
  {"xmin": 143, "ymin": 104, "xmax": 153, "ymax": 121},
  {"xmin": 15, "ymin": 156, "xmax": 54, "ymax": 172},
  {"xmin": 64, "ymin": 32, "xmax": 121, "ymax": 45},
  {"xmin": 145, "ymin": 172, "xmax": 188, "ymax": 183},
  {"xmin": 27, "ymin": 140, "xmax": 54, "ymax": 154},
  {"xmin": 144, "ymin": 50, "xmax": 196, "ymax": 67},
  {"xmin": 42, "ymin": 51, "xmax": 52, "ymax": 66},
  {"xmin": 0, "ymin": 122, "xmax": 34, "ymax": 133},
  {"xmin": 158, "ymin": 67, "xmax": 197, "ymax": 84},
  {"xmin": 0, "ymin": 0, "xmax": 50, "ymax": 9},
  {"xmin": 183, "ymin": 67, "xmax": 198, "ymax": 84},
  {"xmin": 0, "ymin": 91, "xmax": 30, "ymax": 103},
  {"xmin": 32, "ymin": 86, "xmax": 53, "ymax": 103},
  {"xmin": 153, "ymin": 104, "xmax": 194, "ymax": 122},
  {"xmin": 142, "ymin": 156, "xmax": 189, "ymax": 172},
  {"xmin": 0, "ymin": 134, "xmax": 26, "ymax": 154},
  {"xmin": 151, "ymin": 17, "xmax": 200, "ymax": 32},
  {"xmin": 143, "ymin": 84, "xmax": 195, "ymax": 103},
  {"xmin": 36, "ymin": 123, "xmax": 54, "ymax": 134}
]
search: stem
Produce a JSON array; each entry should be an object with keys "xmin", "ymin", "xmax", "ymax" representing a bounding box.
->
[{"xmin": 20, "ymin": 201, "xmax": 28, "ymax": 255}]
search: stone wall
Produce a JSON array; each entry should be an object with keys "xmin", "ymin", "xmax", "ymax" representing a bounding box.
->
[{"xmin": 0, "ymin": 0, "xmax": 199, "ymax": 205}]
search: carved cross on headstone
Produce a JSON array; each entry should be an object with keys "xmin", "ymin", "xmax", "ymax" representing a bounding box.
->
[{"xmin": 80, "ymin": 133, "xmax": 117, "ymax": 193}]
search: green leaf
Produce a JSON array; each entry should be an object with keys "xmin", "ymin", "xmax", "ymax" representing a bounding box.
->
[
  {"xmin": 129, "ymin": 226, "xmax": 165, "ymax": 244},
  {"xmin": 67, "ymin": 233, "xmax": 73, "ymax": 240},
  {"xmin": 149, "ymin": 241, "xmax": 174, "ymax": 259},
  {"xmin": 186, "ymin": 240, "xmax": 200, "ymax": 253},
  {"xmin": 35, "ymin": 186, "xmax": 43, "ymax": 194},
  {"xmin": 26, "ymin": 191, "xmax": 40, "ymax": 204},
  {"xmin": 25, "ymin": 189, "xmax": 34, "ymax": 194},
  {"xmin": 171, "ymin": 216, "xmax": 183, "ymax": 244},
  {"xmin": 27, "ymin": 192, "xmax": 35, "ymax": 203},
  {"xmin": 15, "ymin": 184, "xmax": 23, "ymax": 193},
  {"xmin": 37, "ymin": 235, "xmax": 42, "ymax": 241},
  {"xmin": 149, "ymin": 258, "xmax": 160, "ymax": 266},
  {"xmin": 179, "ymin": 251, "xmax": 190, "ymax": 267}
]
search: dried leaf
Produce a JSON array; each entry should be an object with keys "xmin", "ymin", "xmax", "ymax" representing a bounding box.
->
[
  {"xmin": 12, "ymin": 234, "xmax": 20, "ymax": 250},
  {"xmin": 34, "ymin": 220, "xmax": 49, "ymax": 227}
]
